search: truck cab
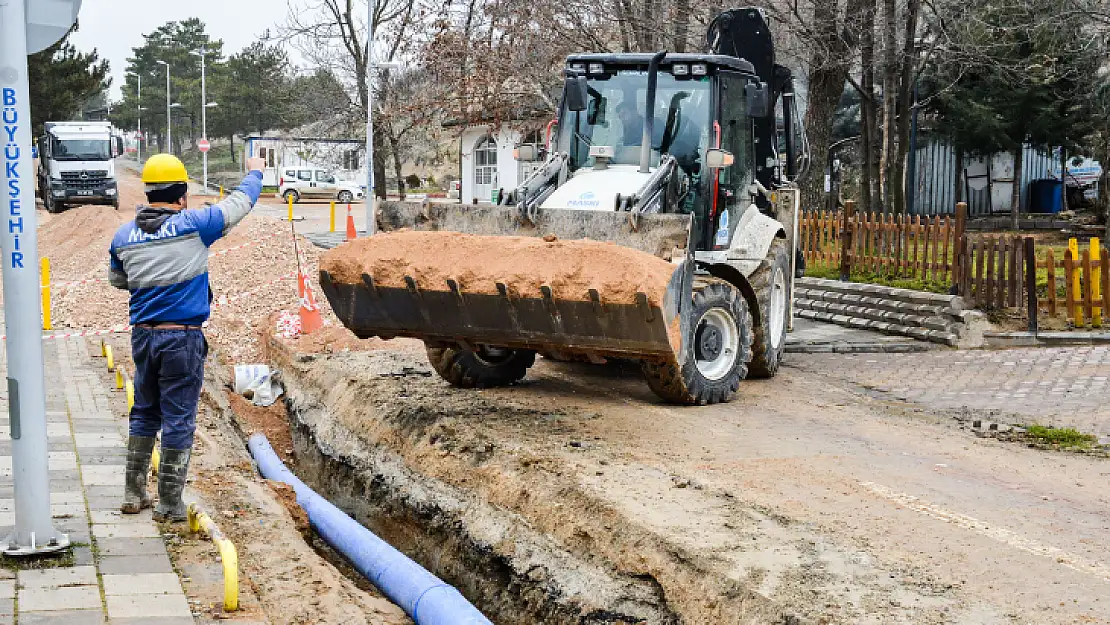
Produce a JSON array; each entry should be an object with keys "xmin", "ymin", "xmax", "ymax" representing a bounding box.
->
[{"xmin": 37, "ymin": 121, "xmax": 122, "ymax": 212}]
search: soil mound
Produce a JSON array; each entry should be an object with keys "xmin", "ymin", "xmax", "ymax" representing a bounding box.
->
[{"xmin": 321, "ymin": 230, "xmax": 677, "ymax": 306}]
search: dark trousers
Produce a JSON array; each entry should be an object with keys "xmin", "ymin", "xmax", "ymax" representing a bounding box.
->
[{"xmin": 129, "ymin": 327, "xmax": 208, "ymax": 450}]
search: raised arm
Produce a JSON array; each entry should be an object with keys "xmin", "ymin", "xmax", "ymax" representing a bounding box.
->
[{"xmin": 191, "ymin": 157, "xmax": 267, "ymax": 246}]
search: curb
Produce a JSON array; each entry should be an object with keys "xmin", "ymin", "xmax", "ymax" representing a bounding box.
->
[
  {"xmin": 786, "ymin": 341, "xmax": 935, "ymax": 354},
  {"xmin": 983, "ymin": 331, "xmax": 1110, "ymax": 347}
]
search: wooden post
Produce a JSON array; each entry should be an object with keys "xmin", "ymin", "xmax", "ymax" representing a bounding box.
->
[
  {"xmin": 1046, "ymin": 248, "xmax": 1057, "ymax": 317},
  {"xmin": 1102, "ymin": 248, "xmax": 1110, "ymax": 328},
  {"xmin": 995, "ymin": 237, "xmax": 1007, "ymax": 309},
  {"xmin": 1064, "ymin": 249, "xmax": 1076, "ymax": 324},
  {"xmin": 1069, "ymin": 238, "xmax": 1081, "ymax": 321},
  {"xmin": 839, "ymin": 200, "xmax": 854, "ymax": 281},
  {"xmin": 1091, "ymin": 238, "xmax": 1102, "ymax": 328},
  {"xmin": 1082, "ymin": 248, "xmax": 1093, "ymax": 326},
  {"xmin": 1025, "ymin": 237, "xmax": 1038, "ymax": 333},
  {"xmin": 984, "ymin": 236, "xmax": 996, "ymax": 307},
  {"xmin": 952, "ymin": 202, "xmax": 968, "ymax": 285},
  {"xmin": 942, "ymin": 216, "xmax": 951, "ymax": 286}
]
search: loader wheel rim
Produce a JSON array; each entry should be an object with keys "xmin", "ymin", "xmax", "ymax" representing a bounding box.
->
[
  {"xmin": 474, "ymin": 346, "xmax": 513, "ymax": 366},
  {"xmin": 769, "ymin": 267, "xmax": 787, "ymax": 349},
  {"xmin": 695, "ymin": 308, "xmax": 738, "ymax": 381}
]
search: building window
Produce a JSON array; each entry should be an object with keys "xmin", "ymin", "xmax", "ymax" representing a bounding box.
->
[
  {"xmin": 474, "ymin": 136, "xmax": 498, "ymax": 190},
  {"xmin": 344, "ymin": 149, "xmax": 360, "ymax": 171},
  {"xmin": 517, "ymin": 129, "xmax": 544, "ymax": 181}
]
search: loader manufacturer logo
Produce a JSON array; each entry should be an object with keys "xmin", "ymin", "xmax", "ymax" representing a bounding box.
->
[
  {"xmin": 567, "ymin": 190, "xmax": 600, "ymax": 208},
  {"xmin": 3, "ymin": 88, "xmax": 25, "ymax": 269}
]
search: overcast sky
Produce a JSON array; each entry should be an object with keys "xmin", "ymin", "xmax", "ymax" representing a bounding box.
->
[{"xmin": 69, "ymin": 0, "xmax": 289, "ymax": 100}]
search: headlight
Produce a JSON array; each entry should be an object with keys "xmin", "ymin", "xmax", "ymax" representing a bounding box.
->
[
  {"xmin": 672, "ymin": 64, "xmax": 689, "ymax": 76},
  {"xmin": 53, "ymin": 190, "xmax": 65, "ymax": 197},
  {"xmin": 691, "ymin": 64, "xmax": 708, "ymax": 76},
  {"xmin": 588, "ymin": 63, "xmax": 604, "ymax": 74},
  {"xmin": 106, "ymin": 188, "xmax": 116, "ymax": 196},
  {"xmin": 569, "ymin": 63, "xmax": 585, "ymax": 72}
]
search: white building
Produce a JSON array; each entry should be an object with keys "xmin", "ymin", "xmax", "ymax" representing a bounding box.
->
[
  {"xmin": 456, "ymin": 122, "xmax": 547, "ymax": 204},
  {"xmin": 242, "ymin": 135, "xmax": 365, "ymax": 187}
]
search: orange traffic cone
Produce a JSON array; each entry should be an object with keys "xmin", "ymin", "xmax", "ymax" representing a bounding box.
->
[
  {"xmin": 298, "ymin": 272, "xmax": 324, "ymax": 334},
  {"xmin": 345, "ymin": 203, "xmax": 357, "ymax": 241}
]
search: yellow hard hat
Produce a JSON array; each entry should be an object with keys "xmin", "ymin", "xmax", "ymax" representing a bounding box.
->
[{"xmin": 142, "ymin": 154, "xmax": 189, "ymax": 185}]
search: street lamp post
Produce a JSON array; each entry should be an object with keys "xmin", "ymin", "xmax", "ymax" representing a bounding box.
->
[
  {"xmin": 156, "ymin": 60, "xmax": 171, "ymax": 153},
  {"xmin": 127, "ymin": 73, "xmax": 143, "ymax": 164},
  {"xmin": 190, "ymin": 50, "xmax": 217, "ymax": 191},
  {"xmin": 365, "ymin": 0, "xmax": 378, "ymax": 236}
]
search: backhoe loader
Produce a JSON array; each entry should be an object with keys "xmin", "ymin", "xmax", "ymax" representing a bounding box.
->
[{"xmin": 320, "ymin": 7, "xmax": 810, "ymax": 404}]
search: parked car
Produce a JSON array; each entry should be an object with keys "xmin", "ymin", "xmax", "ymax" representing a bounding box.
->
[{"xmin": 279, "ymin": 168, "xmax": 365, "ymax": 204}]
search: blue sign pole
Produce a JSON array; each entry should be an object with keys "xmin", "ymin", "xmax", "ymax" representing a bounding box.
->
[{"xmin": 0, "ymin": 0, "xmax": 69, "ymax": 556}]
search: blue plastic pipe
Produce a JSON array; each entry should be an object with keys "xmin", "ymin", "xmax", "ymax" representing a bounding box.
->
[{"xmin": 248, "ymin": 434, "xmax": 492, "ymax": 625}]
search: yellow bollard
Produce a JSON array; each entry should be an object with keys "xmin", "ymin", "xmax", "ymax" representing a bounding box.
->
[
  {"xmin": 219, "ymin": 185, "xmax": 224, "ymax": 200},
  {"xmin": 105, "ymin": 344, "xmax": 115, "ymax": 372},
  {"xmin": 1093, "ymin": 238, "xmax": 1103, "ymax": 328},
  {"xmin": 287, "ymin": 194, "xmax": 294, "ymax": 221},
  {"xmin": 100, "ymin": 339, "xmax": 106, "ymax": 358},
  {"xmin": 115, "ymin": 367, "xmax": 124, "ymax": 390},
  {"xmin": 187, "ymin": 503, "xmax": 239, "ymax": 611},
  {"xmin": 40, "ymin": 257, "xmax": 51, "ymax": 330},
  {"xmin": 151, "ymin": 445, "xmax": 160, "ymax": 473},
  {"xmin": 329, "ymin": 201, "xmax": 336, "ymax": 233},
  {"xmin": 125, "ymin": 377, "xmax": 134, "ymax": 413}
]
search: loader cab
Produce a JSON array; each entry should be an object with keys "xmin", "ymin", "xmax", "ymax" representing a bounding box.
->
[{"xmin": 554, "ymin": 54, "xmax": 768, "ymax": 250}]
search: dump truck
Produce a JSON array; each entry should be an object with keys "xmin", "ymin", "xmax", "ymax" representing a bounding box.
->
[
  {"xmin": 320, "ymin": 7, "xmax": 809, "ymax": 404},
  {"xmin": 37, "ymin": 121, "xmax": 124, "ymax": 212}
]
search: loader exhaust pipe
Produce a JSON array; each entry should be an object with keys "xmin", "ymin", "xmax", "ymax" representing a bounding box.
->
[{"xmin": 640, "ymin": 51, "xmax": 667, "ymax": 174}]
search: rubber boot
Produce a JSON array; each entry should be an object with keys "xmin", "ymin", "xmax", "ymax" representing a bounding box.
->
[
  {"xmin": 153, "ymin": 447, "xmax": 191, "ymax": 522},
  {"xmin": 120, "ymin": 436, "xmax": 156, "ymax": 514}
]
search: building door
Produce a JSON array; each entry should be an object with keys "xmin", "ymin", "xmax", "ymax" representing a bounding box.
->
[{"xmin": 473, "ymin": 136, "xmax": 498, "ymax": 202}]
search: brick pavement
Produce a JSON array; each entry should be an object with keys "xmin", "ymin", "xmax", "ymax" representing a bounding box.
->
[
  {"xmin": 0, "ymin": 337, "xmax": 193, "ymax": 624},
  {"xmin": 790, "ymin": 345, "xmax": 1110, "ymax": 436}
]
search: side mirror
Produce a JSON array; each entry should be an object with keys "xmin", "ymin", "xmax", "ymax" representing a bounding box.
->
[
  {"xmin": 745, "ymin": 82, "xmax": 770, "ymax": 118},
  {"xmin": 112, "ymin": 137, "xmax": 124, "ymax": 158},
  {"xmin": 705, "ymin": 148, "xmax": 735, "ymax": 169},
  {"xmin": 564, "ymin": 75, "xmax": 589, "ymax": 112},
  {"xmin": 514, "ymin": 144, "xmax": 540, "ymax": 162}
]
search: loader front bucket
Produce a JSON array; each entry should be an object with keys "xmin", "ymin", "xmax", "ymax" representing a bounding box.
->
[{"xmin": 318, "ymin": 203, "xmax": 695, "ymax": 364}]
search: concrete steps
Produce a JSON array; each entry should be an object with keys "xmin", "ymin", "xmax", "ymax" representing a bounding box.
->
[{"xmin": 794, "ymin": 278, "xmax": 986, "ymax": 347}]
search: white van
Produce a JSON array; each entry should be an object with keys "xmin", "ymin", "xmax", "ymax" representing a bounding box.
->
[{"xmin": 278, "ymin": 168, "xmax": 365, "ymax": 204}]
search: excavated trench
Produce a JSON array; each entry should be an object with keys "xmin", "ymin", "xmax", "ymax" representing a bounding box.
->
[{"xmin": 269, "ymin": 337, "xmax": 798, "ymax": 625}]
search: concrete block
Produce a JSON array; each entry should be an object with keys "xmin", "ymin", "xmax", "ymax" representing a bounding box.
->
[
  {"xmin": 18, "ymin": 586, "xmax": 100, "ymax": 612},
  {"xmin": 18, "ymin": 610, "xmax": 105, "ymax": 625},
  {"xmin": 98, "ymin": 554, "xmax": 174, "ymax": 576},
  {"xmin": 102, "ymin": 573, "xmax": 182, "ymax": 596},
  {"xmin": 906, "ymin": 327, "xmax": 931, "ymax": 340},
  {"xmin": 105, "ymin": 594, "xmax": 191, "ymax": 619},
  {"xmin": 19, "ymin": 567, "xmax": 97, "ymax": 589}
]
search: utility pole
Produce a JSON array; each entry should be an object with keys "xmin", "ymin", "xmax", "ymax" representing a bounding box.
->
[
  {"xmin": 365, "ymin": 0, "xmax": 378, "ymax": 236},
  {"xmin": 134, "ymin": 73, "xmax": 142, "ymax": 164},
  {"xmin": 157, "ymin": 60, "xmax": 171, "ymax": 153},
  {"xmin": 0, "ymin": 0, "xmax": 80, "ymax": 557}
]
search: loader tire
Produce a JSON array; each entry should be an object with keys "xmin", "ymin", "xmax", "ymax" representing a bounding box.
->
[
  {"xmin": 748, "ymin": 239, "xmax": 791, "ymax": 378},
  {"xmin": 426, "ymin": 344, "xmax": 536, "ymax": 389},
  {"xmin": 642, "ymin": 280, "xmax": 752, "ymax": 405}
]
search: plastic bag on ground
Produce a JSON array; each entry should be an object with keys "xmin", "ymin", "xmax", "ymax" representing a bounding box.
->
[{"xmin": 233, "ymin": 364, "xmax": 284, "ymax": 407}]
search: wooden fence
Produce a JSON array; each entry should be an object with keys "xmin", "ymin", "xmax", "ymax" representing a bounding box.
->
[
  {"xmin": 800, "ymin": 202, "xmax": 1107, "ymax": 328},
  {"xmin": 1036, "ymin": 241, "xmax": 1108, "ymax": 327},
  {"xmin": 801, "ymin": 201, "xmax": 967, "ymax": 284},
  {"xmin": 960, "ymin": 235, "xmax": 1029, "ymax": 309}
]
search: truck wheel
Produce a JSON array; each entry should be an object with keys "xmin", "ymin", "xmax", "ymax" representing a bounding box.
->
[
  {"xmin": 337, "ymin": 190, "xmax": 354, "ymax": 204},
  {"xmin": 642, "ymin": 280, "xmax": 752, "ymax": 405},
  {"xmin": 426, "ymin": 343, "xmax": 536, "ymax": 389},
  {"xmin": 748, "ymin": 239, "xmax": 791, "ymax": 378},
  {"xmin": 282, "ymin": 190, "xmax": 300, "ymax": 205}
]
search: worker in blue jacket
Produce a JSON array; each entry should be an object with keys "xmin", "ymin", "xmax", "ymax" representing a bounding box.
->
[{"xmin": 110, "ymin": 153, "xmax": 266, "ymax": 521}]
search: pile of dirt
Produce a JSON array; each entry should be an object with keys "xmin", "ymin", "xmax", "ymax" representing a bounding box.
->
[
  {"xmin": 322, "ymin": 230, "xmax": 678, "ymax": 305},
  {"xmin": 226, "ymin": 391, "xmax": 294, "ymax": 457}
]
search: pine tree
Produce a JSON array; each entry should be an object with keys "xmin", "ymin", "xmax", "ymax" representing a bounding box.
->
[{"xmin": 27, "ymin": 25, "xmax": 110, "ymax": 136}]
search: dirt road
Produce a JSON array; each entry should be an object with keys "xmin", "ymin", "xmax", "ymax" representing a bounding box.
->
[{"xmin": 273, "ymin": 335, "xmax": 1110, "ymax": 624}]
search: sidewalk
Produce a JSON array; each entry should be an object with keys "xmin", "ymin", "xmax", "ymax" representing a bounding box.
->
[{"xmin": 0, "ymin": 336, "xmax": 192, "ymax": 624}]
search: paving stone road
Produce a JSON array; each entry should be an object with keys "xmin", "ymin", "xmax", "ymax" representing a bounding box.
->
[
  {"xmin": 0, "ymin": 335, "xmax": 194, "ymax": 624},
  {"xmin": 789, "ymin": 345, "xmax": 1110, "ymax": 436}
]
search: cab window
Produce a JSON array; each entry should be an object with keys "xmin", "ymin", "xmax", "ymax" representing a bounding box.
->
[{"xmin": 315, "ymin": 171, "xmax": 335, "ymax": 183}]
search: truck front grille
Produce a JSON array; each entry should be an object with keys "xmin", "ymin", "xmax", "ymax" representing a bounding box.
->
[{"xmin": 60, "ymin": 171, "xmax": 110, "ymax": 190}]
